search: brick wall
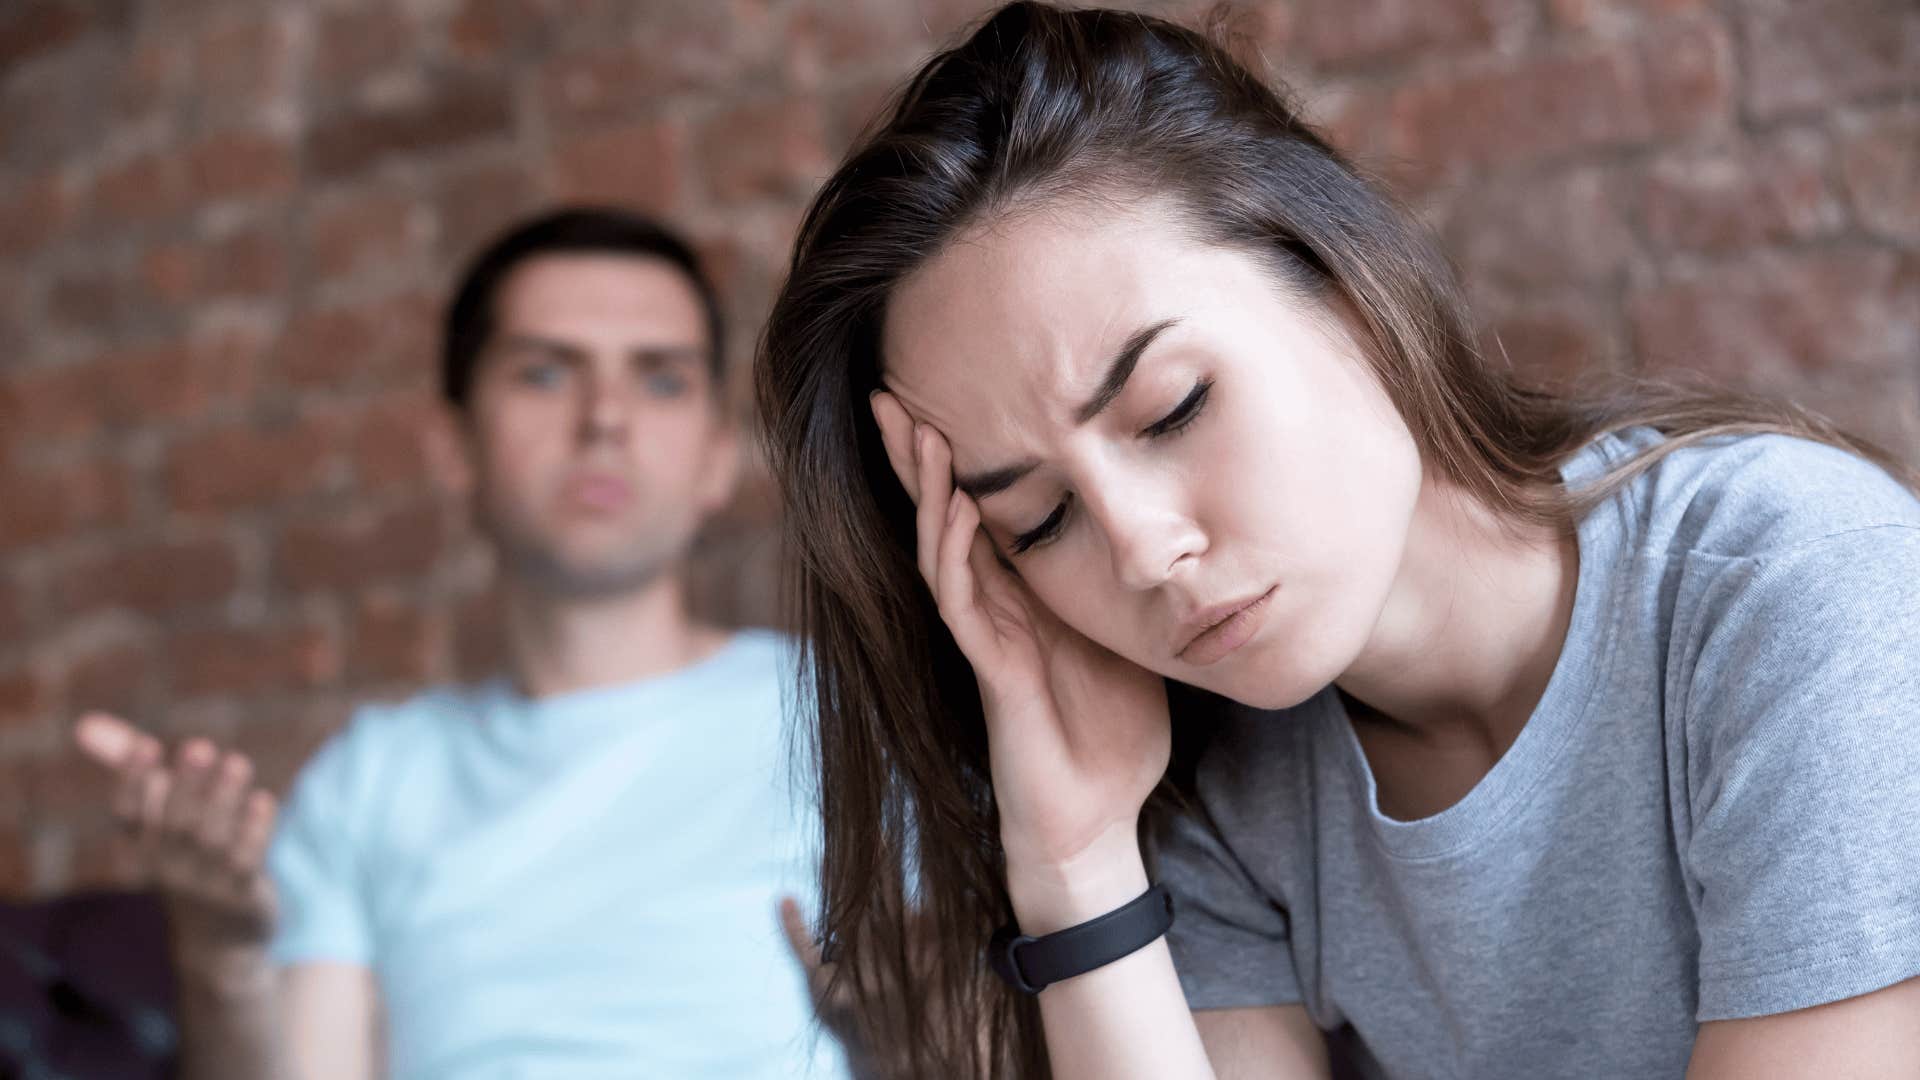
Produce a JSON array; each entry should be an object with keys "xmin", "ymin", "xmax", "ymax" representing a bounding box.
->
[{"xmin": 0, "ymin": 0, "xmax": 1914, "ymax": 897}]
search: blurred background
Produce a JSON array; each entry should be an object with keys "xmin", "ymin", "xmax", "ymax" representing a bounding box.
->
[{"xmin": 0, "ymin": 0, "xmax": 1914, "ymax": 899}]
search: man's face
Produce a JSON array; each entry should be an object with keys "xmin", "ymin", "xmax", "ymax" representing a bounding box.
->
[{"xmin": 464, "ymin": 253, "xmax": 737, "ymax": 598}]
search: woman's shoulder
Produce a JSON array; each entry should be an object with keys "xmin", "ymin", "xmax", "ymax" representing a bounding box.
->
[{"xmin": 1588, "ymin": 427, "xmax": 1920, "ymax": 564}]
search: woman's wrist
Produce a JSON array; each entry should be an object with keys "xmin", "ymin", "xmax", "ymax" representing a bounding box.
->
[{"xmin": 1004, "ymin": 822, "xmax": 1150, "ymax": 936}]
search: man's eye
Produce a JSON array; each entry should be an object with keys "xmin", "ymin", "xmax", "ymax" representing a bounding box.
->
[
  {"xmin": 642, "ymin": 371, "xmax": 689, "ymax": 397},
  {"xmin": 516, "ymin": 361, "xmax": 566, "ymax": 388},
  {"xmin": 1009, "ymin": 495, "xmax": 1072, "ymax": 556},
  {"xmin": 1142, "ymin": 378, "xmax": 1213, "ymax": 438}
]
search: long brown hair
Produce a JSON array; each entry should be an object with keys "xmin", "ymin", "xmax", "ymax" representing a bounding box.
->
[{"xmin": 754, "ymin": 4, "xmax": 1917, "ymax": 1075}]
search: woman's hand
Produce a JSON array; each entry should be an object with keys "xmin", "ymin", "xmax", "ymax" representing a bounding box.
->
[{"xmin": 870, "ymin": 391, "xmax": 1170, "ymax": 929}]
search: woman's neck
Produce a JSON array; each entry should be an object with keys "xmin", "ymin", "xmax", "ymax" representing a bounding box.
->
[{"xmin": 1335, "ymin": 475, "xmax": 1579, "ymax": 769}]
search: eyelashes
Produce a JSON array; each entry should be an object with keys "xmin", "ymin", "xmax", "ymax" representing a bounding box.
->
[{"xmin": 1007, "ymin": 378, "xmax": 1214, "ymax": 555}]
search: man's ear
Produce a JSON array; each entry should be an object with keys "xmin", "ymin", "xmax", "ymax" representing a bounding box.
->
[{"xmin": 425, "ymin": 402, "xmax": 477, "ymax": 499}]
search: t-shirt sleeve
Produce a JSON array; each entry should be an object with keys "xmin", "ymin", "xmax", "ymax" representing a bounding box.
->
[
  {"xmin": 267, "ymin": 711, "xmax": 378, "ymax": 967},
  {"xmin": 1153, "ymin": 796, "xmax": 1304, "ymax": 1011},
  {"xmin": 1680, "ymin": 525, "xmax": 1920, "ymax": 1021}
]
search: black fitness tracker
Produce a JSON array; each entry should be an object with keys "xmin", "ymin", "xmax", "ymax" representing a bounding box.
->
[{"xmin": 989, "ymin": 883, "xmax": 1175, "ymax": 994}]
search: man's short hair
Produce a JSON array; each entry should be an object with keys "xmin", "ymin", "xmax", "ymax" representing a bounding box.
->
[{"xmin": 441, "ymin": 207, "xmax": 725, "ymax": 409}]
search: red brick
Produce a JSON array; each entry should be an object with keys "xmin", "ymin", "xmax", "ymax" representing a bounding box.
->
[
  {"xmin": 0, "ymin": 458, "xmax": 131, "ymax": 552},
  {"xmin": 228, "ymin": 706, "xmax": 341, "ymax": 796},
  {"xmin": 164, "ymin": 415, "xmax": 343, "ymax": 515},
  {"xmin": 307, "ymin": 73, "xmax": 514, "ymax": 181},
  {"xmin": 1740, "ymin": 0, "xmax": 1920, "ymax": 122},
  {"xmin": 111, "ymin": 33, "xmax": 188, "ymax": 128},
  {"xmin": 788, "ymin": 2, "xmax": 922, "ymax": 84},
  {"xmin": 539, "ymin": 7, "xmax": 775, "ymax": 122},
  {"xmin": 313, "ymin": 5, "xmax": 416, "ymax": 83},
  {"xmin": 186, "ymin": 128, "xmax": 299, "ymax": 204},
  {"xmin": 46, "ymin": 263, "xmax": 136, "ymax": 335},
  {"xmin": 1640, "ymin": 15, "xmax": 1735, "ymax": 136},
  {"xmin": 0, "ymin": 2, "xmax": 93, "ymax": 70},
  {"xmin": 695, "ymin": 98, "xmax": 832, "ymax": 204},
  {"xmin": 274, "ymin": 501, "xmax": 449, "ymax": 593},
  {"xmin": 63, "ymin": 641, "xmax": 158, "ymax": 721},
  {"xmin": 198, "ymin": 219, "xmax": 291, "ymax": 300},
  {"xmin": 169, "ymin": 619, "xmax": 341, "ymax": 699},
  {"xmin": 0, "ymin": 170, "xmax": 76, "ymax": 255},
  {"xmin": 0, "ymin": 333, "xmax": 259, "ymax": 449},
  {"xmin": 1313, "ymin": 84, "xmax": 1397, "ymax": 172},
  {"xmin": 1628, "ymin": 250, "xmax": 1920, "ymax": 388},
  {"xmin": 1390, "ymin": 42, "xmax": 1651, "ymax": 177},
  {"xmin": 1295, "ymin": 0, "xmax": 1505, "ymax": 70},
  {"xmin": 914, "ymin": 0, "xmax": 1000, "ymax": 44},
  {"xmin": 1547, "ymin": 0, "xmax": 1710, "ymax": 33},
  {"xmin": 192, "ymin": 11, "xmax": 296, "ymax": 111},
  {"xmin": 551, "ymin": 119, "xmax": 684, "ymax": 212},
  {"xmin": 352, "ymin": 391, "xmax": 452, "ymax": 495},
  {"xmin": 1445, "ymin": 166, "xmax": 1635, "ymax": 291},
  {"xmin": 58, "ymin": 537, "xmax": 243, "ymax": 620},
  {"xmin": 140, "ymin": 242, "xmax": 201, "ymax": 305},
  {"xmin": 302, "ymin": 188, "xmax": 429, "ymax": 286},
  {"xmin": 276, "ymin": 292, "xmax": 437, "ymax": 392},
  {"xmin": 447, "ymin": 0, "xmax": 552, "ymax": 61},
  {"xmin": 1640, "ymin": 132, "xmax": 1845, "ymax": 254},
  {"xmin": 350, "ymin": 596, "xmax": 443, "ymax": 684},
  {"xmin": 1478, "ymin": 296, "xmax": 1621, "ymax": 386},
  {"xmin": 90, "ymin": 149, "xmax": 192, "ymax": 227},
  {"xmin": 435, "ymin": 158, "xmax": 539, "ymax": 267},
  {"xmin": 0, "ymin": 665, "xmax": 55, "ymax": 732},
  {"xmin": 0, "ymin": 576, "xmax": 26, "ymax": 642},
  {"xmin": 1839, "ymin": 105, "xmax": 1920, "ymax": 241}
]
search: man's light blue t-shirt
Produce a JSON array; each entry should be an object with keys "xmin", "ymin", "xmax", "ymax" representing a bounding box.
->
[{"xmin": 266, "ymin": 630, "xmax": 846, "ymax": 1080}]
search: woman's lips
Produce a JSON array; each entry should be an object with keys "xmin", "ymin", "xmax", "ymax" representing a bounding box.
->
[{"xmin": 1177, "ymin": 586, "xmax": 1277, "ymax": 667}]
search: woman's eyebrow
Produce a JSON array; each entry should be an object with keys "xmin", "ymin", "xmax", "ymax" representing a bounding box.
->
[
  {"xmin": 953, "ymin": 317, "xmax": 1183, "ymax": 500},
  {"xmin": 1072, "ymin": 317, "xmax": 1181, "ymax": 424}
]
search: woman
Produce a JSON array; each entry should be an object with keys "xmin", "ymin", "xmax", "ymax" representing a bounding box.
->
[{"xmin": 755, "ymin": 4, "xmax": 1920, "ymax": 1077}]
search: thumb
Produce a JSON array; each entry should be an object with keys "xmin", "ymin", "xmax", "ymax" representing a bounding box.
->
[
  {"xmin": 777, "ymin": 895, "xmax": 822, "ymax": 971},
  {"xmin": 72, "ymin": 712, "xmax": 145, "ymax": 769}
]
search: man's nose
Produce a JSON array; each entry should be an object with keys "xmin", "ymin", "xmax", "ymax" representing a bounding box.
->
[{"xmin": 578, "ymin": 372, "xmax": 632, "ymax": 443}]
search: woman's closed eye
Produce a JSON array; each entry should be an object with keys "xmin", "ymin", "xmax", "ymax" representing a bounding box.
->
[{"xmin": 1007, "ymin": 377, "xmax": 1215, "ymax": 555}]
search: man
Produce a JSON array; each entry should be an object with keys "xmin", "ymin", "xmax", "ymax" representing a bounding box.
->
[{"xmin": 73, "ymin": 208, "xmax": 850, "ymax": 1079}]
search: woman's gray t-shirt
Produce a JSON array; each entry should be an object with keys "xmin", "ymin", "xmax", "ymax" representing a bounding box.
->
[{"xmin": 1155, "ymin": 428, "xmax": 1920, "ymax": 1078}]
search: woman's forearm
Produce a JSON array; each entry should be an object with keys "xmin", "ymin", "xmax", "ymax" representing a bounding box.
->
[{"xmin": 1006, "ymin": 831, "xmax": 1216, "ymax": 1080}]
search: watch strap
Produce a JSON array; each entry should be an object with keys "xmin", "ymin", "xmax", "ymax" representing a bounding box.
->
[{"xmin": 989, "ymin": 883, "xmax": 1175, "ymax": 994}]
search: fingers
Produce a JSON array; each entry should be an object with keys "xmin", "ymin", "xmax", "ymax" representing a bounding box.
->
[
  {"xmin": 868, "ymin": 391, "xmax": 920, "ymax": 505},
  {"xmin": 109, "ymin": 729, "xmax": 164, "ymax": 824},
  {"xmin": 162, "ymin": 739, "xmax": 218, "ymax": 837},
  {"xmin": 934, "ymin": 492, "xmax": 992, "ymax": 657},
  {"xmin": 72, "ymin": 712, "xmax": 141, "ymax": 769},
  {"xmin": 195, "ymin": 751, "xmax": 254, "ymax": 852},
  {"xmin": 225, "ymin": 790, "xmax": 277, "ymax": 876},
  {"xmin": 914, "ymin": 427, "xmax": 954, "ymax": 587},
  {"xmin": 777, "ymin": 896, "xmax": 824, "ymax": 973}
]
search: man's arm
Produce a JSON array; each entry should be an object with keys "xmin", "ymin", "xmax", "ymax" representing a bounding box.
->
[
  {"xmin": 1688, "ymin": 976, "xmax": 1920, "ymax": 1078},
  {"xmin": 73, "ymin": 714, "xmax": 381, "ymax": 1080}
]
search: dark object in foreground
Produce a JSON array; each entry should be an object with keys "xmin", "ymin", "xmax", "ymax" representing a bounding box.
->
[{"xmin": 0, "ymin": 891, "xmax": 178, "ymax": 1080}]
